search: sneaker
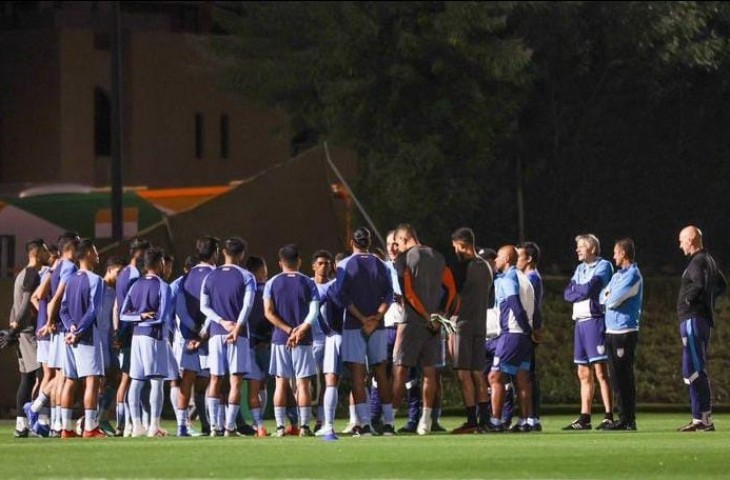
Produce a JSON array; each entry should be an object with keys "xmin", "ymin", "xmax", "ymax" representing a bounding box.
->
[
  {"xmin": 49, "ymin": 430, "xmax": 61, "ymax": 438},
  {"xmin": 255, "ymin": 426, "xmax": 268, "ymax": 438},
  {"xmin": 188, "ymin": 426, "xmax": 201, "ymax": 437},
  {"xmin": 299, "ymin": 426, "xmax": 315, "ymax": 437},
  {"xmin": 452, "ymin": 422, "xmax": 479, "ymax": 434},
  {"xmin": 678, "ymin": 421, "xmax": 715, "ymax": 432},
  {"xmin": 123, "ymin": 424, "xmax": 133, "ymax": 438},
  {"xmin": 24, "ymin": 402, "xmax": 39, "ymax": 427},
  {"xmin": 32, "ymin": 422, "xmax": 50, "ymax": 438},
  {"xmin": 398, "ymin": 422, "xmax": 418, "ymax": 434},
  {"xmin": 177, "ymin": 425, "xmax": 191, "ymax": 437},
  {"xmin": 517, "ymin": 423, "xmax": 532, "ymax": 433},
  {"xmin": 608, "ymin": 420, "xmax": 637, "ymax": 431},
  {"xmin": 224, "ymin": 429, "xmax": 241, "ymax": 437},
  {"xmin": 531, "ymin": 422, "xmax": 543, "ymax": 432},
  {"xmin": 323, "ymin": 431, "xmax": 339, "ymax": 441},
  {"xmin": 562, "ymin": 418, "xmax": 592, "ymax": 430},
  {"xmin": 237, "ymin": 423, "xmax": 256, "ymax": 436},
  {"xmin": 286, "ymin": 425, "xmax": 300, "ymax": 436},
  {"xmin": 508, "ymin": 422, "xmax": 522, "ymax": 433},
  {"xmin": 351, "ymin": 425, "xmax": 374, "ymax": 437},
  {"xmin": 13, "ymin": 428, "xmax": 29, "ymax": 438},
  {"xmin": 417, "ymin": 417, "xmax": 432, "ymax": 436},
  {"xmin": 381, "ymin": 424, "xmax": 396, "ymax": 436},
  {"xmin": 82, "ymin": 427, "xmax": 107, "ymax": 438},
  {"xmin": 314, "ymin": 422, "xmax": 323, "ymax": 434},
  {"xmin": 99, "ymin": 420, "xmax": 115, "ymax": 437},
  {"xmin": 147, "ymin": 428, "xmax": 168, "ymax": 438},
  {"xmin": 131, "ymin": 425, "xmax": 147, "ymax": 438},
  {"xmin": 209, "ymin": 429, "xmax": 223, "ymax": 437},
  {"xmin": 480, "ymin": 422, "xmax": 505, "ymax": 433},
  {"xmin": 315, "ymin": 425, "xmax": 333, "ymax": 437},
  {"xmin": 274, "ymin": 426, "xmax": 286, "ymax": 437},
  {"xmin": 61, "ymin": 429, "xmax": 79, "ymax": 438},
  {"xmin": 595, "ymin": 418, "xmax": 614, "ymax": 431},
  {"xmin": 431, "ymin": 422, "xmax": 447, "ymax": 432},
  {"xmin": 341, "ymin": 422, "xmax": 357, "ymax": 434}
]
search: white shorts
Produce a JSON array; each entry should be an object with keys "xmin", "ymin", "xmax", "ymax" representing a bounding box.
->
[
  {"xmin": 208, "ymin": 335, "xmax": 250, "ymax": 376},
  {"xmin": 129, "ymin": 335, "xmax": 170, "ymax": 380},
  {"xmin": 313, "ymin": 340, "xmax": 325, "ymax": 372},
  {"xmin": 165, "ymin": 341, "xmax": 180, "ymax": 380},
  {"xmin": 342, "ymin": 328, "xmax": 387, "ymax": 366},
  {"xmin": 62, "ymin": 330, "xmax": 103, "ymax": 379},
  {"xmin": 48, "ymin": 332, "xmax": 65, "ymax": 369},
  {"xmin": 245, "ymin": 345, "xmax": 270, "ymax": 381},
  {"xmin": 323, "ymin": 334, "xmax": 343, "ymax": 376},
  {"xmin": 37, "ymin": 338, "xmax": 51, "ymax": 364},
  {"xmin": 269, "ymin": 344, "xmax": 316, "ymax": 379}
]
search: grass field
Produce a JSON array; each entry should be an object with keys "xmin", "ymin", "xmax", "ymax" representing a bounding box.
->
[{"xmin": 1, "ymin": 414, "xmax": 727, "ymax": 479}]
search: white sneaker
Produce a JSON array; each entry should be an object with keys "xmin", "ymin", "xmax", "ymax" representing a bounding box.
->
[
  {"xmin": 417, "ymin": 417, "xmax": 432, "ymax": 436},
  {"xmin": 147, "ymin": 427, "xmax": 167, "ymax": 438},
  {"xmin": 131, "ymin": 425, "xmax": 147, "ymax": 437},
  {"xmin": 341, "ymin": 422, "xmax": 357, "ymax": 434},
  {"xmin": 315, "ymin": 425, "xmax": 334, "ymax": 437}
]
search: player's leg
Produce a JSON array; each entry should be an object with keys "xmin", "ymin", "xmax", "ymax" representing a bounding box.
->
[
  {"xmin": 369, "ymin": 329, "xmax": 394, "ymax": 434},
  {"xmin": 147, "ymin": 377, "xmax": 165, "ymax": 436},
  {"xmin": 487, "ymin": 369, "xmax": 506, "ymax": 432},
  {"xmin": 293, "ymin": 344, "xmax": 316, "ymax": 436},
  {"xmin": 678, "ymin": 318, "xmax": 713, "ymax": 431},
  {"xmin": 514, "ymin": 369, "xmax": 533, "ymax": 431}
]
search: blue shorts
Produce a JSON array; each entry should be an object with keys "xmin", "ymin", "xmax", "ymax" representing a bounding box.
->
[
  {"xmin": 48, "ymin": 332, "xmax": 65, "ymax": 369},
  {"xmin": 574, "ymin": 317, "xmax": 607, "ymax": 364},
  {"xmin": 62, "ymin": 331, "xmax": 104, "ymax": 379},
  {"xmin": 37, "ymin": 338, "xmax": 50, "ymax": 364},
  {"xmin": 342, "ymin": 328, "xmax": 388, "ymax": 366},
  {"xmin": 323, "ymin": 334, "xmax": 343, "ymax": 376},
  {"xmin": 492, "ymin": 333, "xmax": 532, "ymax": 375},
  {"xmin": 680, "ymin": 317, "xmax": 711, "ymax": 384},
  {"xmin": 129, "ymin": 335, "xmax": 170, "ymax": 380},
  {"xmin": 269, "ymin": 344, "xmax": 316, "ymax": 379},
  {"xmin": 245, "ymin": 344, "xmax": 271, "ymax": 381},
  {"xmin": 208, "ymin": 335, "xmax": 250, "ymax": 376}
]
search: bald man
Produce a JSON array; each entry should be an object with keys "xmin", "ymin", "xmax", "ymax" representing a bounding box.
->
[
  {"xmin": 676, "ymin": 226, "xmax": 726, "ymax": 432},
  {"xmin": 485, "ymin": 246, "xmax": 535, "ymax": 433}
]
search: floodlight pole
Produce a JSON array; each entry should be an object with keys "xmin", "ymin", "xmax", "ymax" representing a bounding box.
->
[{"xmin": 110, "ymin": 1, "xmax": 124, "ymax": 241}]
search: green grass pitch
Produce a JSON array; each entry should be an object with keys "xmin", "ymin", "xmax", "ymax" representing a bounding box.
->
[{"xmin": 0, "ymin": 414, "xmax": 727, "ymax": 479}]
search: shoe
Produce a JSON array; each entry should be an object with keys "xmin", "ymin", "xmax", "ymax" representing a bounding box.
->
[
  {"xmin": 123, "ymin": 424, "xmax": 133, "ymax": 437},
  {"xmin": 595, "ymin": 418, "xmax": 614, "ymax": 431},
  {"xmin": 237, "ymin": 423, "xmax": 256, "ymax": 436},
  {"xmin": 24, "ymin": 402, "xmax": 39, "ymax": 427},
  {"xmin": 562, "ymin": 418, "xmax": 592, "ymax": 430},
  {"xmin": 502, "ymin": 421, "xmax": 512, "ymax": 431},
  {"xmin": 286, "ymin": 425, "xmax": 300, "ymax": 436},
  {"xmin": 99, "ymin": 420, "xmax": 115, "ymax": 437},
  {"xmin": 201, "ymin": 427, "xmax": 211, "ymax": 437},
  {"xmin": 314, "ymin": 422, "xmax": 323, "ymax": 434},
  {"xmin": 177, "ymin": 425, "xmax": 191, "ymax": 437},
  {"xmin": 13, "ymin": 428, "xmax": 29, "ymax": 438},
  {"xmin": 275, "ymin": 426, "xmax": 286, "ymax": 437},
  {"xmin": 452, "ymin": 422, "xmax": 479, "ymax": 434},
  {"xmin": 381, "ymin": 424, "xmax": 396, "ymax": 436},
  {"xmin": 32, "ymin": 422, "xmax": 50, "ymax": 438},
  {"xmin": 82, "ymin": 427, "xmax": 107, "ymax": 438},
  {"xmin": 131, "ymin": 425, "xmax": 147, "ymax": 437},
  {"xmin": 147, "ymin": 428, "xmax": 168, "ymax": 437},
  {"xmin": 678, "ymin": 421, "xmax": 715, "ymax": 432},
  {"xmin": 431, "ymin": 422, "xmax": 446, "ymax": 432},
  {"xmin": 49, "ymin": 430, "xmax": 61, "ymax": 438},
  {"xmin": 517, "ymin": 423, "xmax": 532, "ymax": 433},
  {"xmin": 61, "ymin": 429, "xmax": 79, "ymax": 438},
  {"xmin": 480, "ymin": 422, "xmax": 505, "ymax": 433},
  {"xmin": 341, "ymin": 422, "xmax": 357, "ymax": 434},
  {"xmin": 323, "ymin": 432, "xmax": 339, "ymax": 441},
  {"xmin": 417, "ymin": 417, "xmax": 432, "ymax": 436},
  {"xmin": 351, "ymin": 425, "xmax": 374, "ymax": 437},
  {"xmin": 315, "ymin": 425, "xmax": 333, "ymax": 437},
  {"xmin": 224, "ymin": 429, "xmax": 241, "ymax": 437},
  {"xmin": 188, "ymin": 426, "xmax": 201, "ymax": 437},
  {"xmin": 531, "ymin": 422, "xmax": 543, "ymax": 432},
  {"xmin": 255, "ymin": 426, "xmax": 268, "ymax": 438},
  {"xmin": 299, "ymin": 426, "xmax": 315, "ymax": 437},
  {"xmin": 508, "ymin": 422, "xmax": 522, "ymax": 433},
  {"xmin": 608, "ymin": 420, "xmax": 637, "ymax": 431},
  {"xmin": 397, "ymin": 422, "xmax": 418, "ymax": 434},
  {"xmin": 209, "ymin": 429, "xmax": 223, "ymax": 437}
]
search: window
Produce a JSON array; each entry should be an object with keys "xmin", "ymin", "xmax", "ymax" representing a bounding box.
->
[
  {"xmin": 220, "ymin": 114, "xmax": 229, "ymax": 159},
  {"xmin": 195, "ymin": 113, "xmax": 203, "ymax": 159},
  {"xmin": 94, "ymin": 87, "xmax": 111, "ymax": 156}
]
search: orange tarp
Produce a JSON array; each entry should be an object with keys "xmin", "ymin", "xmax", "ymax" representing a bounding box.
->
[{"xmin": 136, "ymin": 186, "xmax": 233, "ymax": 214}]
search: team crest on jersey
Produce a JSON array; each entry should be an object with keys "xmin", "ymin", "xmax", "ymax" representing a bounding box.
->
[
  {"xmin": 493, "ymin": 357, "xmax": 500, "ymax": 366},
  {"xmin": 617, "ymin": 348, "xmax": 624, "ymax": 358},
  {"xmin": 596, "ymin": 345, "xmax": 605, "ymax": 355},
  {"xmin": 682, "ymin": 337, "xmax": 687, "ymax": 347}
]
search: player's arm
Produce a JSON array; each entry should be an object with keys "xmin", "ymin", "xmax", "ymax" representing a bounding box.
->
[
  {"xmin": 74, "ymin": 275, "xmax": 104, "ymax": 337},
  {"xmin": 506, "ymin": 293, "xmax": 532, "ymax": 334},
  {"xmin": 119, "ymin": 284, "xmax": 144, "ymax": 323},
  {"xmin": 264, "ymin": 298, "xmax": 293, "ymax": 335},
  {"xmin": 531, "ymin": 277, "xmax": 544, "ymax": 333},
  {"xmin": 235, "ymin": 275, "xmax": 256, "ymax": 327},
  {"xmin": 563, "ymin": 273, "xmax": 608, "ymax": 302},
  {"xmin": 14, "ymin": 274, "xmax": 36, "ymax": 329},
  {"xmin": 31, "ymin": 273, "xmax": 51, "ymax": 311},
  {"xmin": 680, "ymin": 259, "xmax": 706, "ymax": 306},
  {"xmin": 199, "ymin": 276, "xmax": 230, "ymax": 329},
  {"xmin": 403, "ymin": 267, "xmax": 431, "ymax": 322},
  {"xmin": 605, "ymin": 271, "xmax": 642, "ymax": 310},
  {"xmin": 441, "ymin": 266, "xmax": 459, "ymax": 317}
]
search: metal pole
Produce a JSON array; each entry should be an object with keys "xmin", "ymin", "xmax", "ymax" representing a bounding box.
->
[
  {"xmin": 323, "ymin": 141, "xmax": 386, "ymax": 249},
  {"xmin": 110, "ymin": 1, "xmax": 124, "ymax": 241}
]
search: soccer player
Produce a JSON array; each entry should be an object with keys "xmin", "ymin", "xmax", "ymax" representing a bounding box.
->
[
  {"xmin": 244, "ymin": 255, "xmax": 272, "ymax": 437},
  {"xmin": 175, "ymin": 237, "xmax": 219, "ymax": 436},
  {"xmin": 516, "ymin": 241, "xmax": 544, "ymax": 431},
  {"xmin": 391, "ymin": 224, "xmax": 457, "ymax": 435},
  {"xmin": 58, "ymin": 239, "xmax": 105, "ymax": 438},
  {"xmin": 199, "ymin": 237, "xmax": 256, "ymax": 437},
  {"xmin": 113, "ymin": 238, "xmax": 149, "ymax": 436},
  {"xmin": 264, "ymin": 244, "xmax": 320, "ymax": 437},
  {"xmin": 310, "ymin": 250, "xmax": 333, "ymax": 432},
  {"xmin": 600, "ymin": 238, "xmax": 643, "ymax": 431},
  {"xmin": 42, "ymin": 232, "xmax": 80, "ymax": 437},
  {"xmin": 675, "ymin": 226, "xmax": 726, "ymax": 431},
  {"xmin": 563, "ymin": 234, "xmax": 614, "ymax": 430},
  {"xmin": 9, "ymin": 239, "xmax": 47, "ymax": 437},
  {"xmin": 120, "ymin": 247, "xmax": 173, "ymax": 437},
  {"xmin": 449, "ymin": 228, "xmax": 492, "ymax": 434},
  {"xmin": 486, "ymin": 245, "xmax": 535, "ymax": 433},
  {"xmin": 332, "ymin": 227, "xmax": 394, "ymax": 436}
]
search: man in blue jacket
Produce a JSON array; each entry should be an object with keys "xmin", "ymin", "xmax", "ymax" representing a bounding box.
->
[{"xmin": 601, "ymin": 238, "xmax": 643, "ymax": 431}]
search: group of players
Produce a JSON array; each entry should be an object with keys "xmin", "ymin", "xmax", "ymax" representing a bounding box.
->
[{"xmin": 5, "ymin": 223, "xmax": 726, "ymax": 439}]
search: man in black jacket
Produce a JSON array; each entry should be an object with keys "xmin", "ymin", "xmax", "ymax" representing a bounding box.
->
[{"xmin": 676, "ymin": 226, "xmax": 727, "ymax": 432}]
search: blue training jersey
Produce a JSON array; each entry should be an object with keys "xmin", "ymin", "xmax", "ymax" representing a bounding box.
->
[
  {"xmin": 564, "ymin": 258, "xmax": 613, "ymax": 321},
  {"xmin": 602, "ymin": 263, "xmax": 643, "ymax": 333},
  {"xmin": 176, "ymin": 264, "xmax": 215, "ymax": 340},
  {"xmin": 263, "ymin": 272, "xmax": 319, "ymax": 346},
  {"xmin": 51, "ymin": 259, "xmax": 78, "ymax": 333},
  {"xmin": 526, "ymin": 270, "xmax": 544, "ymax": 331},
  {"xmin": 120, "ymin": 274, "xmax": 171, "ymax": 340},
  {"xmin": 200, "ymin": 264, "xmax": 256, "ymax": 337},
  {"xmin": 59, "ymin": 270, "xmax": 103, "ymax": 344},
  {"xmin": 494, "ymin": 266, "xmax": 532, "ymax": 335}
]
